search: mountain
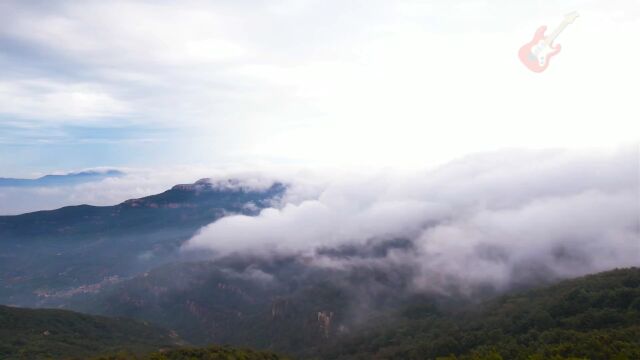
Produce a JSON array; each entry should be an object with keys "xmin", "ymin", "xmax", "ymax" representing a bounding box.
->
[
  {"xmin": 0, "ymin": 179, "xmax": 286, "ymax": 306},
  {"xmin": 68, "ymin": 240, "xmax": 465, "ymax": 356},
  {"xmin": 3, "ymin": 268, "xmax": 637, "ymax": 359},
  {"xmin": 54, "ymin": 265, "xmax": 640, "ymax": 359},
  {"xmin": 320, "ymin": 267, "xmax": 640, "ymax": 360},
  {"xmin": 3, "ymin": 176, "xmax": 637, "ymax": 359},
  {"xmin": 0, "ymin": 170, "xmax": 124, "ymax": 187},
  {"xmin": 0, "ymin": 304, "xmax": 182, "ymax": 359}
]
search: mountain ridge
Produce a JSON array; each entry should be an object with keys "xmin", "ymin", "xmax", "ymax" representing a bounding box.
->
[
  {"xmin": 0, "ymin": 170, "xmax": 125, "ymax": 188},
  {"xmin": 0, "ymin": 179, "xmax": 286, "ymax": 307}
]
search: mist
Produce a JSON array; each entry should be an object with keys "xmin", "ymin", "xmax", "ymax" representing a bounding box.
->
[{"xmin": 185, "ymin": 147, "xmax": 640, "ymax": 293}]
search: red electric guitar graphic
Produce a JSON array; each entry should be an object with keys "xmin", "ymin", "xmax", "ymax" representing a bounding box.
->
[{"xmin": 519, "ymin": 12, "xmax": 579, "ymax": 73}]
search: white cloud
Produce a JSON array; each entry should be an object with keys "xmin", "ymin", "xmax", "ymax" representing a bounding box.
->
[
  {"xmin": 185, "ymin": 147, "xmax": 640, "ymax": 290},
  {"xmin": 1, "ymin": 0, "xmax": 638, "ymax": 169},
  {"xmin": 0, "ymin": 1, "xmax": 249, "ymax": 66},
  {"xmin": 0, "ymin": 80, "xmax": 129, "ymax": 121},
  {"xmin": 413, "ymin": 189, "xmax": 639, "ymax": 292}
]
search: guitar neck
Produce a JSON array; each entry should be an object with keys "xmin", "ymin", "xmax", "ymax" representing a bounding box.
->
[{"xmin": 545, "ymin": 21, "xmax": 570, "ymax": 44}]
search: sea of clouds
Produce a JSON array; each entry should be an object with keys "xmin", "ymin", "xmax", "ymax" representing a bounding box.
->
[
  {"xmin": 185, "ymin": 147, "xmax": 640, "ymax": 292},
  {"xmin": 2, "ymin": 147, "xmax": 637, "ymax": 292}
]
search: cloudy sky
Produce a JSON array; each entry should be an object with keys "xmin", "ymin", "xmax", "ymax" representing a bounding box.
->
[
  {"xmin": 1, "ymin": 0, "xmax": 638, "ymax": 177},
  {"xmin": 0, "ymin": 1, "xmax": 638, "ymax": 287}
]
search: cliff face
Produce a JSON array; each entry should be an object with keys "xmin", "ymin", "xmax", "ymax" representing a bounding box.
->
[
  {"xmin": 271, "ymin": 298, "xmax": 289, "ymax": 320},
  {"xmin": 271, "ymin": 298, "xmax": 337, "ymax": 340},
  {"xmin": 317, "ymin": 311, "xmax": 334, "ymax": 338},
  {"xmin": 66, "ymin": 251, "xmax": 404, "ymax": 356}
]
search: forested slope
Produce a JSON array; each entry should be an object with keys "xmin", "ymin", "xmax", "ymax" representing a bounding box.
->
[{"xmin": 321, "ymin": 268, "xmax": 640, "ymax": 360}]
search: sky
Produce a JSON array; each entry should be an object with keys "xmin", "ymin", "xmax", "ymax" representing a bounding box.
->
[
  {"xmin": 0, "ymin": 1, "xmax": 637, "ymax": 287},
  {"xmin": 1, "ymin": 0, "xmax": 638, "ymax": 177}
]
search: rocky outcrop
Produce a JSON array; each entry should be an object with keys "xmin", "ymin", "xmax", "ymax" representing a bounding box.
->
[
  {"xmin": 317, "ymin": 310, "xmax": 333, "ymax": 338},
  {"xmin": 271, "ymin": 298, "xmax": 289, "ymax": 319}
]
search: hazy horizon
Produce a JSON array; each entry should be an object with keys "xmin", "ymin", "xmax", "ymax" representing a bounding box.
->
[
  {"xmin": 1, "ymin": 2, "xmax": 639, "ymax": 358},
  {"xmin": 1, "ymin": 0, "xmax": 638, "ymax": 177}
]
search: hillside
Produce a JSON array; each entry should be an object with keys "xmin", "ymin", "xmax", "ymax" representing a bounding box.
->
[
  {"xmin": 1, "ymin": 268, "xmax": 638, "ymax": 359},
  {"xmin": 321, "ymin": 267, "xmax": 640, "ymax": 360},
  {"xmin": 94, "ymin": 345, "xmax": 290, "ymax": 360},
  {"xmin": 70, "ymin": 242, "xmax": 424, "ymax": 355},
  {"xmin": 73, "ymin": 258, "xmax": 371, "ymax": 352},
  {"xmin": 0, "ymin": 180, "xmax": 285, "ymax": 306},
  {"xmin": 0, "ymin": 170, "xmax": 124, "ymax": 188},
  {"xmin": 0, "ymin": 305, "xmax": 182, "ymax": 359},
  {"xmin": 73, "ymin": 245, "xmax": 640, "ymax": 359}
]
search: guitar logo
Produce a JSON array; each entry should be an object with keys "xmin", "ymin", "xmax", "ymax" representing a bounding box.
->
[{"xmin": 519, "ymin": 12, "xmax": 579, "ymax": 73}]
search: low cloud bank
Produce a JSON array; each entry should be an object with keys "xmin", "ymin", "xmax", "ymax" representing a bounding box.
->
[{"xmin": 185, "ymin": 147, "xmax": 640, "ymax": 292}]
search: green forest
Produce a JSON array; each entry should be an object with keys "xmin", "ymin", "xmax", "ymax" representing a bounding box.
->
[
  {"xmin": 1, "ymin": 268, "xmax": 639, "ymax": 359},
  {"xmin": 93, "ymin": 346, "xmax": 290, "ymax": 360},
  {"xmin": 0, "ymin": 305, "xmax": 180, "ymax": 359},
  {"xmin": 320, "ymin": 268, "xmax": 640, "ymax": 360}
]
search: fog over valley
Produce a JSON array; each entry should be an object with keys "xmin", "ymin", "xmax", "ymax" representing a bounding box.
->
[
  {"xmin": 185, "ymin": 146, "xmax": 640, "ymax": 292},
  {"xmin": 1, "ymin": 0, "xmax": 639, "ymax": 358}
]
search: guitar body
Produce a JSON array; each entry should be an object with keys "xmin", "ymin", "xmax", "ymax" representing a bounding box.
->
[{"xmin": 519, "ymin": 26, "xmax": 562, "ymax": 73}]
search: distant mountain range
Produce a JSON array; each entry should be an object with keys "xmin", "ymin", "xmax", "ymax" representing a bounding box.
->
[
  {"xmin": 0, "ymin": 169, "xmax": 124, "ymax": 187},
  {"xmin": 0, "ymin": 179, "xmax": 286, "ymax": 306}
]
